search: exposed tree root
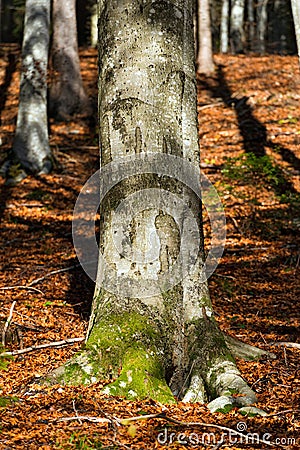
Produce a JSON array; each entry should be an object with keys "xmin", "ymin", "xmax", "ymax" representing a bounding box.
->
[
  {"xmin": 224, "ymin": 334, "xmax": 276, "ymax": 361},
  {"xmin": 42, "ymin": 317, "xmax": 272, "ymax": 407},
  {"xmin": 0, "ymin": 156, "xmax": 52, "ymax": 185}
]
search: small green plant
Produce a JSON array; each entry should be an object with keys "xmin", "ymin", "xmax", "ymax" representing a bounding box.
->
[
  {"xmin": 278, "ymin": 115, "xmax": 298, "ymax": 125},
  {"xmin": 279, "ymin": 192, "xmax": 300, "ymax": 205},
  {"xmin": 26, "ymin": 189, "xmax": 48, "ymax": 201},
  {"xmin": 0, "ymin": 396, "xmax": 18, "ymax": 408},
  {"xmin": 0, "ymin": 345, "xmax": 12, "ymax": 371},
  {"xmin": 60, "ymin": 433, "xmax": 112, "ymax": 450},
  {"xmin": 222, "ymin": 152, "xmax": 286, "ymax": 190},
  {"xmin": 0, "ymin": 346, "xmax": 18, "ymax": 409}
]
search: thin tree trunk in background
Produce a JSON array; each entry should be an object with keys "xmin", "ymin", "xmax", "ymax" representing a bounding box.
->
[
  {"xmin": 50, "ymin": 0, "xmax": 90, "ymax": 120},
  {"xmin": 247, "ymin": 0, "xmax": 255, "ymax": 51},
  {"xmin": 9, "ymin": 0, "xmax": 52, "ymax": 180},
  {"xmin": 291, "ymin": 0, "xmax": 300, "ymax": 67},
  {"xmin": 90, "ymin": 3, "xmax": 98, "ymax": 48},
  {"xmin": 196, "ymin": 0, "xmax": 214, "ymax": 73},
  {"xmin": 257, "ymin": 0, "xmax": 268, "ymax": 54},
  {"xmin": 230, "ymin": 0, "xmax": 245, "ymax": 53},
  {"xmin": 272, "ymin": 0, "xmax": 282, "ymax": 52},
  {"xmin": 220, "ymin": 0, "xmax": 229, "ymax": 53},
  {"xmin": 2, "ymin": 0, "xmax": 14, "ymax": 43}
]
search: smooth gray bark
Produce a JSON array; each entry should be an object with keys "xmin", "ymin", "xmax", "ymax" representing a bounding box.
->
[
  {"xmin": 220, "ymin": 0, "xmax": 229, "ymax": 53},
  {"xmin": 291, "ymin": 0, "xmax": 300, "ymax": 67},
  {"xmin": 230, "ymin": 0, "xmax": 245, "ymax": 53},
  {"xmin": 48, "ymin": 0, "xmax": 258, "ymax": 407},
  {"xmin": 247, "ymin": 0, "xmax": 255, "ymax": 51},
  {"xmin": 50, "ymin": 0, "xmax": 90, "ymax": 120},
  {"xmin": 196, "ymin": 0, "xmax": 214, "ymax": 73},
  {"xmin": 10, "ymin": 0, "xmax": 52, "ymax": 177},
  {"xmin": 257, "ymin": 0, "xmax": 268, "ymax": 54},
  {"xmin": 90, "ymin": 3, "xmax": 98, "ymax": 48}
]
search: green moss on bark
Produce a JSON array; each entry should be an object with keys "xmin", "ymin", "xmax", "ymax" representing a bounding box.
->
[
  {"xmin": 101, "ymin": 345, "xmax": 175, "ymax": 403},
  {"xmin": 47, "ymin": 312, "xmax": 175, "ymax": 403}
]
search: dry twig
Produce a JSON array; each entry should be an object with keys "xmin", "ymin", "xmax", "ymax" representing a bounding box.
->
[
  {"xmin": 273, "ymin": 342, "xmax": 300, "ymax": 349},
  {"xmin": 0, "ymin": 286, "xmax": 43, "ymax": 294},
  {"xmin": 198, "ymin": 101, "xmax": 223, "ymax": 110},
  {"xmin": 28, "ymin": 264, "xmax": 81, "ymax": 286},
  {"xmin": 267, "ymin": 409, "xmax": 300, "ymax": 417},
  {"xmin": 72, "ymin": 400, "xmax": 83, "ymax": 425},
  {"xmin": 0, "ymin": 337, "xmax": 84, "ymax": 356}
]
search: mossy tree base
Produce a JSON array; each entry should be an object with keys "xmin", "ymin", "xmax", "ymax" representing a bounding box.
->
[
  {"xmin": 0, "ymin": 157, "xmax": 52, "ymax": 186},
  {"xmin": 46, "ymin": 312, "xmax": 175, "ymax": 404},
  {"xmin": 44, "ymin": 308, "xmax": 269, "ymax": 406}
]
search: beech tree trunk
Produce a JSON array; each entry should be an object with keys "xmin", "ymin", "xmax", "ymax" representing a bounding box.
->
[
  {"xmin": 220, "ymin": 0, "xmax": 230, "ymax": 53},
  {"xmin": 6, "ymin": 0, "xmax": 52, "ymax": 181},
  {"xmin": 291, "ymin": 0, "xmax": 300, "ymax": 67},
  {"xmin": 230, "ymin": 0, "xmax": 245, "ymax": 54},
  {"xmin": 257, "ymin": 0, "xmax": 268, "ymax": 54},
  {"xmin": 48, "ymin": 0, "xmax": 258, "ymax": 408},
  {"xmin": 90, "ymin": 2, "xmax": 98, "ymax": 48},
  {"xmin": 247, "ymin": 0, "xmax": 255, "ymax": 51},
  {"xmin": 50, "ymin": 0, "xmax": 90, "ymax": 120},
  {"xmin": 196, "ymin": 0, "xmax": 214, "ymax": 74}
]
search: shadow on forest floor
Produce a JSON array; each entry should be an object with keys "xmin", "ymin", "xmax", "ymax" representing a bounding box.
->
[{"xmin": 199, "ymin": 64, "xmax": 300, "ymax": 196}]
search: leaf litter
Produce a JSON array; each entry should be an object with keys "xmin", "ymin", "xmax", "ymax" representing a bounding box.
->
[{"xmin": 0, "ymin": 47, "xmax": 299, "ymax": 449}]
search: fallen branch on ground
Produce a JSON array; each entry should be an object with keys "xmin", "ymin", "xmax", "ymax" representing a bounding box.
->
[
  {"xmin": 267, "ymin": 409, "xmax": 300, "ymax": 417},
  {"xmin": 198, "ymin": 101, "xmax": 223, "ymax": 110},
  {"xmin": 28, "ymin": 264, "xmax": 82, "ymax": 286},
  {"xmin": 273, "ymin": 342, "xmax": 300, "ymax": 349},
  {"xmin": 0, "ymin": 286, "xmax": 43, "ymax": 294},
  {"xmin": 0, "ymin": 337, "xmax": 84, "ymax": 356}
]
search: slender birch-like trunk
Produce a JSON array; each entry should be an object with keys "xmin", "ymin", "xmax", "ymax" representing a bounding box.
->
[
  {"xmin": 50, "ymin": 0, "xmax": 90, "ymax": 120},
  {"xmin": 220, "ymin": 0, "xmax": 230, "ymax": 53},
  {"xmin": 196, "ymin": 0, "xmax": 214, "ymax": 73},
  {"xmin": 9, "ymin": 0, "xmax": 52, "ymax": 179},
  {"xmin": 291, "ymin": 0, "xmax": 300, "ymax": 67},
  {"xmin": 90, "ymin": 3, "xmax": 98, "ymax": 48},
  {"xmin": 247, "ymin": 0, "xmax": 255, "ymax": 51},
  {"xmin": 257, "ymin": 0, "xmax": 268, "ymax": 54},
  {"xmin": 230, "ymin": 0, "xmax": 245, "ymax": 54},
  {"xmin": 48, "ymin": 0, "xmax": 258, "ymax": 408}
]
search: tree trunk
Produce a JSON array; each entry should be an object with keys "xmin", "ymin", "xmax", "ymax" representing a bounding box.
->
[
  {"xmin": 291, "ymin": 0, "xmax": 300, "ymax": 67},
  {"xmin": 2, "ymin": 0, "xmax": 13, "ymax": 43},
  {"xmin": 49, "ymin": 0, "xmax": 90, "ymax": 120},
  {"xmin": 90, "ymin": 2, "xmax": 98, "ymax": 48},
  {"xmin": 220, "ymin": 0, "xmax": 230, "ymax": 53},
  {"xmin": 247, "ymin": 0, "xmax": 255, "ymax": 51},
  {"xmin": 230, "ymin": 0, "xmax": 246, "ymax": 54},
  {"xmin": 256, "ymin": 0, "xmax": 268, "ymax": 54},
  {"xmin": 7, "ymin": 0, "xmax": 52, "ymax": 181},
  {"xmin": 196, "ymin": 0, "xmax": 214, "ymax": 74},
  {"xmin": 48, "ymin": 0, "xmax": 257, "ymax": 407}
]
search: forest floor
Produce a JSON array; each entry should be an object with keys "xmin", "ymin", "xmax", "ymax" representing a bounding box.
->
[{"xmin": 0, "ymin": 46, "xmax": 299, "ymax": 449}]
